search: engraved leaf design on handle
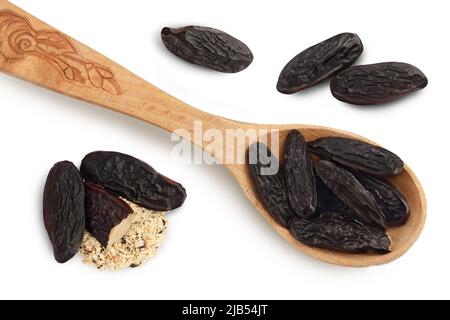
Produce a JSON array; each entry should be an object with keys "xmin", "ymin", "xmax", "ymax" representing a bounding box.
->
[
  {"xmin": 0, "ymin": 10, "xmax": 121, "ymax": 95},
  {"xmin": 36, "ymin": 31, "xmax": 77, "ymax": 55}
]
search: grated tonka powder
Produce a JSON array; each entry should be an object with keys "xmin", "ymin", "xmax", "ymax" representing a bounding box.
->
[{"xmin": 79, "ymin": 200, "xmax": 167, "ymax": 271}]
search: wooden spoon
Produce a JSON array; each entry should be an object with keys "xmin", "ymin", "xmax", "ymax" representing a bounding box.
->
[{"xmin": 0, "ymin": 1, "xmax": 426, "ymax": 267}]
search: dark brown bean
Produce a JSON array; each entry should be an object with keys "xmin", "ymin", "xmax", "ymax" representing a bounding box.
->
[
  {"xmin": 290, "ymin": 212, "xmax": 392, "ymax": 254},
  {"xmin": 277, "ymin": 33, "xmax": 363, "ymax": 94},
  {"xmin": 315, "ymin": 174, "xmax": 357, "ymax": 217},
  {"xmin": 308, "ymin": 137, "xmax": 404, "ymax": 177},
  {"xmin": 315, "ymin": 160, "xmax": 387, "ymax": 230},
  {"xmin": 356, "ymin": 174, "xmax": 410, "ymax": 227},
  {"xmin": 161, "ymin": 26, "xmax": 253, "ymax": 73},
  {"xmin": 331, "ymin": 62, "xmax": 428, "ymax": 105},
  {"xmin": 249, "ymin": 142, "xmax": 294, "ymax": 228},
  {"xmin": 284, "ymin": 130, "xmax": 317, "ymax": 218},
  {"xmin": 43, "ymin": 161, "xmax": 85, "ymax": 263},
  {"xmin": 80, "ymin": 151, "xmax": 187, "ymax": 211},
  {"xmin": 84, "ymin": 183, "xmax": 134, "ymax": 248}
]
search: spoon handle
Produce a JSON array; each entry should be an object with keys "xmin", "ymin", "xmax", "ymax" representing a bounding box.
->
[{"xmin": 0, "ymin": 1, "xmax": 239, "ymax": 146}]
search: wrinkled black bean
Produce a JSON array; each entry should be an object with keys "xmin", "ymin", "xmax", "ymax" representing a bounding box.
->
[
  {"xmin": 277, "ymin": 33, "xmax": 363, "ymax": 94},
  {"xmin": 290, "ymin": 212, "xmax": 392, "ymax": 254},
  {"xmin": 356, "ymin": 174, "xmax": 410, "ymax": 227},
  {"xmin": 84, "ymin": 182, "xmax": 134, "ymax": 248},
  {"xmin": 315, "ymin": 161, "xmax": 387, "ymax": 230},
  {"xmin": 80, "ymin": 151, "xmax": 187, "ymax": 211},
  {"xmin": 315, "ymin": 174, "xmax": 357, "ymax": 216},
  {"xmin": 331, "ymin": 62, "xmax": 428, "ymax": 105},
  {"xmin": 249, "ymin": 143, "xmax": 294, "ymax": 228},
  {"xmin": 43, "ymin": 161, "xmax": 85, "ymax": 263},
  {"xmin": 308, "ymin": 137, "xmax": 404, "ymax": 176},
  {"xmin": 284, "ymin": 130, "xmax": 317, "ymax": 218},
  {"xmin": 161, "ymin": 26, "xmax": 253, "ymax": 73}
]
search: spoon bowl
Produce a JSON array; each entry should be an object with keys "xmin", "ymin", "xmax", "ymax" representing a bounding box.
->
[
  {"xmin": 0, "ymin": 0, "xmax": 426, "ymax": 267},
  {"xmin": 226, "ymin": 126, "xmax": 426, "ymax": 267}
]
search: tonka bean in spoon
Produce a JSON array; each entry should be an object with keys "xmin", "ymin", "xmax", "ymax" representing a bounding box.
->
[
  {"xmin": 284, "ymin": 130, "xmax": 317, "ymax": 218},
  {"xmin": 315, "ymin": 160, "xmax": 387, "ymax": 230},
  {"xmin": 308, "ymin": 137, "xmax": 404, "ymax": 176}
]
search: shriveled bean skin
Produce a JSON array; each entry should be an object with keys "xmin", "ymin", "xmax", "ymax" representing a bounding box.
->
[
  {"xmin": 80, "ymin": 152, "xmax": 187, "ymax": 211},
  {"xmin": 84, "ymin": 182, "xmax": 133, "ymax": 248},
  {"xmin": 161, "ymin": 26, "xmax": 253, "ymax": 73},
  {"xmin": 43, "ymin": 161, "xmax": 85, "ymax": 263},
  {"xmin": 277, "ymin": 33, "xmax": 363, "ymax": 94},
  {"xmin": 331, "ymin": 62, "xmax": 428, "ymax": 105},
  {"xmin": 249, "ymin": 143, "xmax": 294, "ymax": 228},
  {"xmin": 315, "ymin": 161, "xmax": 387, "ymax": 230},
  {"xmin": 290, "ymin": 213, "xmax": 392, "ymax": 254},
  {"xmin": 356, "ymin": 174, "xmax": 410, "ymax": 227},
  {"xmin": 316, "ymin": 175, "xmax": 357, "ymax": 217},
  {"xmin": 308, "ymin": 137, "xmax": 404, "ymax": 176},
  {"xmin": 284, "ymin": 130, "xmax": 317, "ymax": 218}
]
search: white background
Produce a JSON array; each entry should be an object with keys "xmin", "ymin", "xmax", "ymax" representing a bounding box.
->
[{"xmin": 0, "ymin": 0, "xmax": 448, "ymax": 300}]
